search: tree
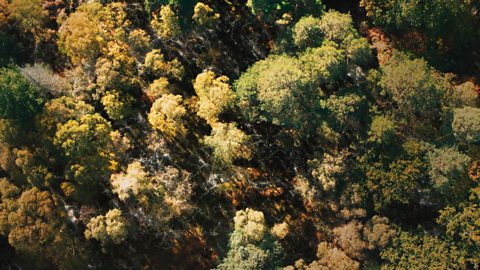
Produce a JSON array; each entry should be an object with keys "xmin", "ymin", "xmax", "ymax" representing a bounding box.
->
[
  {"xmin": 54, "ymin": 113, "xmax": 114, "ymax": 201},
  {"xmin": 85, "ymin": 208, "xmax": 128, "ymax": 246},
  {"xmin": 95, "ymin": 41, "xmax": 140, "ymax": 94},
  {"xmin": 216, "ymin": 208, "xmax": 283, "ymax": 270},
  {"xmin": 7, "ymin": 0, "xmax": 49, "ymax": 44},
  {"xmin": 299, "ymin": 45, "xmax": 346, "ymax": 85},
  {"xmin": 368, "ymin": 115, "xmax": 396, "ymax": 145},
  {"xmin": 255, "ymin": 55, "xmax": 311, "ymax": 128},
  {"xmin": 292, "ymin": 16, "xmax": 323, "ymax": 49},
  {"xmin": 39, "ymin": 96, "xmax": 94, "ymax": 138},
  {"xmin": 193, "ymin": 70, "xmax": 234, "ymax": 124},
  {"xmin": 192, "ymin": 3, "xmax": 220, "ymax": 28},
  {"xmin": 0, "ymin": 68, "xmax": 44, "ymax": 123},
  {"xmin": 101, "ymin": 90, "xmax": 133, "ymax": 121},
  {"xmin": 156, "ymin": 165, "xmax": 193, "ymax": 216},
  {"xmin": 438, "ymin": 196, "xmax": 480, "ymax": 266},
  {"xmin": 379, "ymin": 51, "xmax": 446, "ymax": 132},
  {"xmin": 319, "ymin": 11, "xmax": 356, "ymax": 45},
  {"xmin": 58, "ymin": 2, "xmax": 103, "ymax": 65},
  {"xmin": 203, "ymin": 122, "xmax": 252, "ymax": 166},
  {"xmin": 144, "ymin": 49, "xmax": 184, "ymax": 80},
  {"xmin": 151, "ymin": 5, "xmax": 181, "ymax": 39},
  {"xmin": 128, "ymin": 28, "xmax": 152, "ymax": 54},
  {"xmin": 365, "ymin": 140, "xmax": 430, "ymax": 212},
  {"xmin": 452, "ymin": 107, "xmax": 480, "ymax": 144},
  {"xmin": 381, "ymin": 231, "xmax": 466, "ymax": 270},
  {"xmin": 427, "ymin": 147, "xmax": 471, "ymax": 191},
  {"xmin": 308, "ymin": 152, "xmax": 346, "ymax": 191},
  {"xmin": 0, "ymin": 184, "xmax": 88, "ymax": 269},
  {"xmin": 286, "ymin": 241, "xmax": 360, "ymax": 270},
  {"xmin": 148, "ymin": 94, "xmax": 187, "ymax": 138},
  {"xmin": 146, "ymin": 77, "xmax": 172, "ymax": 101},
  {"xmin": 360, "ymin": 0, "xmax": 476, "ymax": 69},
  {"xmin": 451, "ymin": 81, "xmax": 479, "ymax": 108}
]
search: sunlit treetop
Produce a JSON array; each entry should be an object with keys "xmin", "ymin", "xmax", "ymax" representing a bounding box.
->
[
  {"xmin": 193, "ymin": 70, "xmax": 234, "ymax": 125},
  {"xmin": 192, "ymin": 2, "xmax": 220, "ymax": 28},
  {"xmin": 151, "ymin": 5, "xmax": 181, "ymax": 40}
]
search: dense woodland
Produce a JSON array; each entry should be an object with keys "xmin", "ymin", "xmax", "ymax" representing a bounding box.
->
[{"xmin": 0, "ymin": 0, "xmax": 480, "ymax": 269}]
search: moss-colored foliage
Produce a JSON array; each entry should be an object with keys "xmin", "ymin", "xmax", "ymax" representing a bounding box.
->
[
  {"xmin": 299, "ymin": 45, "xmax": 346, "ymax": 85},
  {"xmin": 292, "ymin": 16, "xmax": 323, "ymax": 50},
  {"xmin": 381, "ymin": 231, "xmax": 466, "ymax": 270},
  {"xmin": 365, "ymin": 140, "xmax": 430, "ymax": 212},
  {"xmin": 7, "ymin": 0, "xmax": 49, "ymax": 43},
  {"xmin": 144, "ymin": 49, "xmax": 184, "ymax": 80},
  {"xmin": 216, "ymin": 209, "xmax": 283, "ymax": 270},
  {"xmin": 428, "ymin": 147, "xmax": 471, "ymax": 189},
  {"xmin": 0, "ymin": 68, "xmax": 44, "ymax": 123},
  {"xmin": 85, "ymin": 208, "xmax": 129, "ymax": 246},
  {"xmin": 452, "ymin": 107, "xmax": 480, "ymax": 144},
  {"xmin": 203, "ymin": 122, "xmax": 251, "ymax": 166}
]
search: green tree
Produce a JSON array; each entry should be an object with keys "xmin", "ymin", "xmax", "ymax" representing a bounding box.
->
[
  {"xmin": 216, "ymin": 208, "xmax": 283, "ymax": 270},
  {"xmin": 452, "ymin": 107, "xmax": 480, "ymax": 144},
  {"xmin": 379, "ymin": 51, "xmax": 446, "ymax": 135},
  {"xmin": 203, "ymin": 122, "xmax": 252, "ymax": 166},
  {"xmin": 0, "ymin": 68, "xmax": 44, "ymax": 123},
  {"xmin": 299, "ymin": 45, "xmax": 346, "ymax": 85},
  {"xmin": 427, "ymin": 147, "xmax": 471, "ymax": 190},
  {"xmin": 381, "ymin": 231, "xmax": 466, "ymax": 270},
  {"xmin": 292, "ymin": 16, "xmax": 323, "ymax": 50},
  {"xmin": 319, "ymin": 11, "xmax": 356, "ymax": 45}
]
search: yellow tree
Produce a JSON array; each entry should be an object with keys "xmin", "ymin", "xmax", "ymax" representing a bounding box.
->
[
  {"xmin": 58, "ymin": 2, "xmax": 103, "ymax": 66},
  {"xmin": 151, "ymin": 5, "xmax": 181, "ymax": 39},
  {"xmin": 193, "ymin": 71, "xmax": 234, "ymax": 125},
  {"xmin": 148, "ymin": 94, "xmax": 187, "ymax": 139}
]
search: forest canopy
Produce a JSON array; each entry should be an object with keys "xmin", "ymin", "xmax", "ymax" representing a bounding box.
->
[{"xmin": 0, "ymin": 0, "xmax": 479, "ymax": 269}]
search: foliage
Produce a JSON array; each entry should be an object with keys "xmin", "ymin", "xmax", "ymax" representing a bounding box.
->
[
  {"xmin": 292, "ymin": 16, "xmax": 323, "ymax": 50},
  {"xmin": 216, "ymin": 209, "xmax": 283, "ymax": 270},
  {"xmin": 203, "ymin": 122, "xmax": 252, "ymax": 166},
  {"xmin": 192, "ymin": 3, "xmax": 220, "ymax": 27},
  {"xmin": 151, "ymin": 5, "xmax": 181, "ymax": 39},
  {"xmin": 148, "ymin": 93, "xmax": 187, "ymax": 138},
  {"xmin": 381, "ymin": 231, "xmax": 466, "ymax": 270},
  {"xmin": 85, "ymin": 208, "xmax": 129, "ymax": 246},
  {"xmin": 0, "ymin": 68, "xmax": 44, "ymax": 123},
  {"xmin": 452, "ymin": 107, "xmax": 480, "ymax": 144},
  {"xmin": 193, "ymin": 71, "xmax": 234, "ymax": 124}
]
